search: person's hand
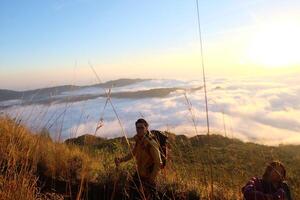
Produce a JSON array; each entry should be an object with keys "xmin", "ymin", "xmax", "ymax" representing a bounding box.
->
[
  {"xmin": 115, "ymin": 157, "xmax": 121, "ymax": 167},
  {"xmin": 275, "ymin": 188, "xmax": 285, "ymax": 200}
]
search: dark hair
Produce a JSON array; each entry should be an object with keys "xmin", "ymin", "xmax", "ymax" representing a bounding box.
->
[
  {"xmin": 263, "ymin": 161, "xmax": 286, "ymax": 181},
  {"xmin": 135, "ymin": 118, "xmax": 149, "ymax": 127}
]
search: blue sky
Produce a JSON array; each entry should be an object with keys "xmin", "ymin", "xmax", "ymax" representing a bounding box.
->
[{"xmin": 1, "ymin": 0, "xmax": 299, "ymax": 90}]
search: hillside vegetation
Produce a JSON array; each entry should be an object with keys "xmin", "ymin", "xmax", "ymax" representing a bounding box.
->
[{"xmin": 0, "ymin": 117, "xmax": 299, "ymax": 200}]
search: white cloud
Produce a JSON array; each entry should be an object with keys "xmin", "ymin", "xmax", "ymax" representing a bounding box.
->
[{"xmin": 2, "ymin": 75, "xmax": 300, "ymax": 145}]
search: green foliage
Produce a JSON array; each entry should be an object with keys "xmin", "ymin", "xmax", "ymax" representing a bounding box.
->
[
  {"xmin": 68, "ymin": 132, "xmax": 300, "ymax": 199},
  {"xmin": 1, "ymin": 117, "xmax": 299, "ymax": 199}
]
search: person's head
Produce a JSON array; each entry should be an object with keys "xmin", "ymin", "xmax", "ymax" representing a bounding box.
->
[
  {"xmin": 135, "ymin": 118, "xmax": 149, "ymax": 137},
  {"xmin": 263, "ymin": 161, "xmax": 286, "ymax": 184}
]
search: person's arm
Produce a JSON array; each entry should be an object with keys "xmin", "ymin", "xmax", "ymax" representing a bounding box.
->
[
  {"xmin": 281, "ymin": 182, "xmax": 293, "ymax": 200},
  {"xmin": 120, "ymin": 149, "xmax": 135, "ymax": 162},
  {"xmin": 148, "ymin": 141, "xmax": 162, "ymax": 182},
  {"xmin": 115, "ymin": 143, "xmax": 137, "ymax": 165},
  {"xmin": 242, "ymin": 177, "xmax": 285, "ymax": 200}
]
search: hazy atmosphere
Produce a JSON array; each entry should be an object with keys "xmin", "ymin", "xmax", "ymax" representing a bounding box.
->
[
  {"xmin": 1, "ymin": 75, "xmax": 300, "ymax": 146},
  {"xmin": 1, "ymin": 0, "xmax": 299, "ymax": 89},
  {"xmin": 1, "ymin": 1, "xmax": 300, "ymax": 199},
  {"xmin": 1, "ymin": 1, "xmax": 300, "ymax": 143}
]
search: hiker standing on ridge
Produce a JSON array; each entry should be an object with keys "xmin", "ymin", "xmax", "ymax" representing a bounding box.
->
[
  {"xmin": 242, "ymin": 161, "xmax": 293, "ymax": 200},
  {"xmin": 115, "ymin": 118, "xmax": 162, "ymax": 200}
]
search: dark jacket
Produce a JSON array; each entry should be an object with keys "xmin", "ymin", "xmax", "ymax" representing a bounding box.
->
[{"xmin": 242, "ymin": 177, "xmax": 292, "ymax": 200}]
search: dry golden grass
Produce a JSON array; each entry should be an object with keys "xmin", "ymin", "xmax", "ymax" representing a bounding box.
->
[
  {"xmin": 0, "ymin": 117, "xmax": 102, "ymax": 200},
  {"xmin": 0, "ymin": 116, "xmax": 299, "ymax": 200}
]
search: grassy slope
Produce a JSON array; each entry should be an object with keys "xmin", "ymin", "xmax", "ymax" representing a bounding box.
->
[
  {"xmin": 1, "ymin": 117, "xmax": 299, "ymax": 199},
  {"xmin": 66, "ymin": 133, "xmax": 300, "ymax": 199}
]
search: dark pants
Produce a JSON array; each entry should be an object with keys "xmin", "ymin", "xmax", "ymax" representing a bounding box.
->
[{"xmin": 126, "ymin": 173, "xmax": 159, "ymax": 200}]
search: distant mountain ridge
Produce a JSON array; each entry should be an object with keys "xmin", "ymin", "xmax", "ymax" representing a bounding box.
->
[
  {"xmin": 0, "ymin": 79, "xmax": 204, "ymax": 108},
  {"xmin": 0, "ymin": 78, "xmax": 150, "ymax": 102},
  {"xmin": 0, "ymin": 86, "xmax": 203, "ymax": 107}
]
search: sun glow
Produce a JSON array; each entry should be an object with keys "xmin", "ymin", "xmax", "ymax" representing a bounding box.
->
[{"xmin": 246, "ymin": 18, "xmax": 300, "ymax": 68}]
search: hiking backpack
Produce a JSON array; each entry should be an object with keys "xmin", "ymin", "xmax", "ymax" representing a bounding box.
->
[{"xmin": 150, "ymin": 130, "xmax": 168, "ymax": 168}]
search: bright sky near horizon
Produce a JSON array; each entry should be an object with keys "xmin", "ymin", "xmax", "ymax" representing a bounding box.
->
[{"xmin": 1, "ymin": 0, "xmax": 300, "ymax": 90}]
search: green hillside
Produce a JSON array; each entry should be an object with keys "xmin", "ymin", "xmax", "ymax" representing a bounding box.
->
[{"xmin": 1, "ymin": 117, "xmax": 299, "ymax": 199}]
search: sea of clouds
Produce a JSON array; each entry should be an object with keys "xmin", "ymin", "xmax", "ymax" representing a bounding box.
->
[{"xmin": 1, "ymin": 74, "xmax": 299, "ymax": 146}]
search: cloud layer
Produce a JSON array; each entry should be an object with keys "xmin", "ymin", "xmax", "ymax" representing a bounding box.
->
[{"xmin": 1, "ymin": 75, "xmax": 300, "ymax": 145}]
